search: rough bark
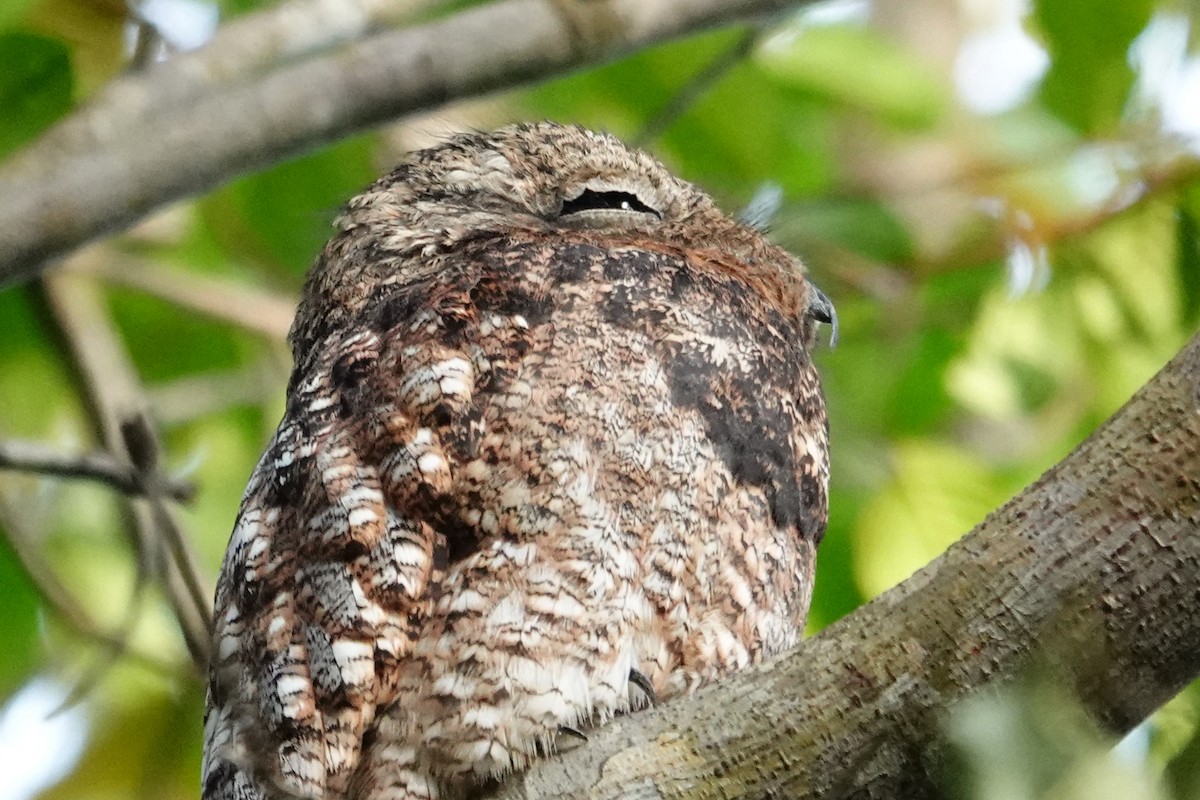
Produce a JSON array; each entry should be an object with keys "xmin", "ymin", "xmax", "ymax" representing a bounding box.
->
[
  {"xmin": 487, "ymin": 329, "xmax": 1200, "ymax": 799},
  {"xmin": 0, "ymin": 0, "xmax": 800, "ymax": 287}
]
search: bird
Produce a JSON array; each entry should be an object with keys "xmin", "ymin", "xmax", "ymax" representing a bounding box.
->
[{"xmin": 202, "ymin": 122, "xmax": 833, "ymax": 800}]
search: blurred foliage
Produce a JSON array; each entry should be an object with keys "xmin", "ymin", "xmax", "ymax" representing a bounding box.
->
[
  {"xmin": 945, "ymin": 676, "xmax": 1168, "ymax": 800},
  {"xmin": 0, "ymin": 534, "xmax": 42, "ymax": 696},
  {"xmin": 0, "ymin": 31, "xmax": 71, "ymax": 157},
  {"xmin": 1034, "ymin": 0, "xmax": 1154, "ymax": 135},
  {"xmin": 1, "ymin": 0, "xmax": 1200, "ymax": 798}
]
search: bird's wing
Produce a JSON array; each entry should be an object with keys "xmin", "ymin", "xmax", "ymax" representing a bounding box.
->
[{"xmin": 203, "ymin": 263, "xmax": 511, "ymax": 799}]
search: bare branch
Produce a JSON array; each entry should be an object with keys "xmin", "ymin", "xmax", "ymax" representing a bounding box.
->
[
  {"xmin": 489, "ymin": 329, "xmax": 1200, "ymax": 799},
  {"xmin": 0, "ymin": 0, "xmax": 803, "ymax": 287},
  {"xmin": 73, "ymin": 252, "xmax": 296, "ymax": 340},
  {"xmin": 121, "ymin": 412, "xmax": 215, "ymax": 654},
  {"xmin": 42, "ymin": 271, "xmax": 214, "ymax": 667},
  {"xmin": 0, "ymin": 439, "xmax": 196, "ymax": 502},
  {"xmin": 84, "ymin": 0, "xmax": 441, "ymax": 129},
  {"xmin": 148, "ymin": 361, "xmax": 289, "ymax": 424},
  {"xmin": 634, "ymin": 22, "xmax": 764, "ymax": 146}
]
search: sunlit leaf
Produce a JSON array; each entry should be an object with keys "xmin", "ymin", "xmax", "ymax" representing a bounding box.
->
[
  {"xmin": 1033, "ymin": 0, "xmax": 1154, "ymax": 134},
  {"xmin": 853, "ymin": 440, "xmax": 1013, "ymax": 596},
  {"xmin": 0, "ymin": 0, "xmax": 37, "ymax": 28},
  {"xmin": 947, "ymin": 679, "xmax": 1164, "ymax": 800},
  {"xmin": 755, "ymin": 24, "xmax": 946, "ymax": 130},
  {"xmin": 1157, "ymin": 684, "xmax": 1200, "ymax": 797},
  {"xmin": 39, "ymin": 665, "xmax": 203, "ymax": 800}
]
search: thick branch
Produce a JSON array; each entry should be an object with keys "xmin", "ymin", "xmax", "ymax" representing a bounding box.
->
[
  {"xmin": 88, "ymin": 0, "xmax": 434, "ymax": 123},
  {"xmin": 490, "ymin": 329, "xmax": 1200, "ymax": 799},
  {"xmin": 0, "ymin": 0, "xmax": 799, "ymax": 287}
]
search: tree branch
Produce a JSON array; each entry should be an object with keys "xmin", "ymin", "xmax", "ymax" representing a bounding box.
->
[
  {"xmin": 0, "ymin": 439, "xmax": 196, "ymax": 501},
  {"xmin": 0, "ymin": 0, "xmax": 802, "ymax": 287},
  {"xmin": 633, "ymin": 22, "xmax": 764, "ymax": 146},
  {"xmin": 71, "ymin": 251, "xmax": 296, "ymax": 339},
  {"xmin": 42, "ymin": 271, "xmax": 214, "ymax": 667},
  {"xmin": 488, "ymin": 329, "xmax": 1200, "ymax": 799}
]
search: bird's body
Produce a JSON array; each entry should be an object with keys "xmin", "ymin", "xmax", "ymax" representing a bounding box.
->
[{"xmin": 203, "ymin": 123, "xmax": 830, "ymax": 800}]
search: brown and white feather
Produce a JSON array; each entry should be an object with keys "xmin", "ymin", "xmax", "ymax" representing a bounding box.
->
[{"xmin": 203, "ymin": 123, "xmax": 830, "ymax": 800}]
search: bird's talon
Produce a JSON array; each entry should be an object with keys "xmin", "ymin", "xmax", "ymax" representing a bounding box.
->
[
  {"xmin": 552, "ymin": 725, "xmax": 589, "ymax": 753},
  {"xmin": 629, "ymin": 668, "xmax": 657, "ymax": 706}
]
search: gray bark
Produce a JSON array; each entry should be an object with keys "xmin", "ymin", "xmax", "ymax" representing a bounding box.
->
[{"xmin": 0, "ymin": 0, "xmax": 801, "ymax": 287}]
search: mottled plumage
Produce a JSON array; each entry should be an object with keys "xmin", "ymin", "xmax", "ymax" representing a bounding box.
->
[{"xmin": 203, "ymin": 123, "xmax": 831, "ymax": 800}]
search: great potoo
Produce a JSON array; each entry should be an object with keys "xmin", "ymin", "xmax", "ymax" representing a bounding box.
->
[{"xmin": 203, "ymin": 122, "xmax": 833, "ymax": 800}]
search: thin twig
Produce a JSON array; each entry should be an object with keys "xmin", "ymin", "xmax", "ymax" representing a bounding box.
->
[
  {"xmin": 41, "ymin": 271, "xmax": 213, "ymax": 670},
  {"xmin": 128, "ymin": 19, "xmax": 164, "ymax": 72},
  {"xmin": 634, "ymin": 22, "xmax": 765, "ymax": 146},
  {"xmin": 0, "ymin": 439, "xmax": 196, "ymax": 502},
  {"xmin": 121, "ymin": 413, "xmax": 214, "ymax": 648}
]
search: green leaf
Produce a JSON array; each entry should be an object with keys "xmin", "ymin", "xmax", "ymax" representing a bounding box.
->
[
  {"xmin": 658, "ymin": 62, "xmax": 834, "ymax": 200},
  {"xmin": 0, "ymin": 31, "xmax": 73, "ymax": 158},
  {"xmin": 888, "ymin": 328, "xmax": 959, "ymax": 434},
  {"xmin": 1003, "ymin": 357, "xmax": 1058, "ymax": 412},
  {"xmin": 0, "ymin": 531, "xmax": 43, "ymax": 696},
  {"xmin": 106, "ymin": 286, "xmax": 255, "ymax": 383},
  {"xmin": 523, "ymin": 30, "xmax": 733, "ymax": 140},
  {"xmin": 1033, "ymin": 0, "xmax": 1154, "ymax": 134},
  {"xmin": 807, "ymin": 484, "xmax": 868, "ymax": 630},
  {"xmin": 0, "ymin": 0, "xmax": 37, "ymax": 29},
  {"xmin": 754, "ymin": 24, "xmax": 946, "ymax": 130}
]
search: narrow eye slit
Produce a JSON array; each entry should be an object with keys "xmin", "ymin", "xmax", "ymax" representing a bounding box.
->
[{"xmin": 560, "ymin": 189, "xmax": 661, "ymax": 218}]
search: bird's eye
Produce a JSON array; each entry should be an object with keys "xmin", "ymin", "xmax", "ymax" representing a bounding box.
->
[{"xmin": 560, "ymin": 189, "xmax": 661, "ymax": 218}]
